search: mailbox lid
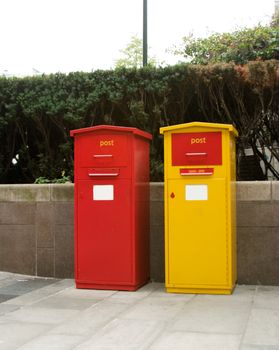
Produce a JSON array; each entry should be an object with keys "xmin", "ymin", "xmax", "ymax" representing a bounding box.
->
[
  {"xmin": 70, "ymin": 125, "xmax": 152, "ymax": 168},
  {"xmin": 160, "ymin": 121, "xmax": 238, "ymax": 137},
  {"xmin": 70, "ymin": 125, "xmax": 152, "ymax": 140}
]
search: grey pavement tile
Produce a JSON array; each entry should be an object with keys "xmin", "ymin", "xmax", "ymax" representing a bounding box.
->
[
  {"xmin": 49, "ymin": 279, "xmax": 74, "ymax": 288},
  {"xmin": 147, "ymin": 284, "xmax": 196, "ymax": 301},
  {"xmin": 3, "ymin": 279, "xmax": 73, "ymax": 306},
  {"xmin": 49, "ymin": 300, "xmax": 131, "ymax": 336},
  {"xmin": 30, "ymin": 295, "xmax": 102, "ymax": 311},
  {"xmin": 0, "ymin": 274, "xmax": 279, "ymax": 350},
  {"xmin": 0, "ymin": 304, "xmax": 19, "ymax": 316},
  {"xmin": 0, "ymin": 274, "xmax": 30, "ymax": 288},
  {"xmin": 149, "ymin": 331, "xmax": 242, "ymax": 350},
  {"xmin": 0, "ymin": 278, "xmax": 59, "ymax": 296},
  {"xmin": 58, "ymin": 286, "xmax": 116, "ymax": 299},
  {"xmin": 74, "ymin": 318, "xmax": 166, "ymax": 350},
  {"xmin": 12, "ymin": 273, "xmax": 41, "ymax": 280},
  {"xmin": 140, "ymin": 282, "xmax": 162, "ymax": 291},
  {"xmin": 0, "ymin": 279, "xmax": 16, "ymax": 288},
  {"xmin": 120, "ymin": 296, "xmax": 188, "ymax": 321},
  {"xmin": 254, "ymin": 286, "xmax": 279, "ymax": 310},
  {"xmin": 0, "ymin": 272, "xmax": 13, "ymax": 280},
  {"xmin": 0, "ymin": 294, "xmax": 15, "ymax": 303},
  {"xmin": 106, "ymin": 282, "xmax": 161, "ymax": 304},
  {"xmin": 170, "ymin": 297, "xmax": 252, "ymax": 334},
  {"xmin": 195, "ymin": 285, "xmax": 256, "ymax": 303},
  {"xmin": 243, "ymin": 308, "xmax": 279, "ymax": 347},
  {"xmin": 16, "ymin": 334, "xmax": 86, "ymax": 350},
  {"xmin": 4, "ymin": 306, "xmax": 79, "ymax": 325},
  {"xmin": 0, "ymin": 319, "xmax": 51, "ymax": 350},
  {"xmin": 241, "ymin": 345, "xmax": 279, "ymax": 350}
]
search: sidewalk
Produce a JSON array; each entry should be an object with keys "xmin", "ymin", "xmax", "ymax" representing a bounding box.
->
[{"xmin": 0, "ymin": 272, "xmax": 279, "ymax": 350}]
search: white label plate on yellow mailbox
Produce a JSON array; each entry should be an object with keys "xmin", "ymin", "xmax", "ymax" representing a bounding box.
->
[
  {"xmin": 93, "ymin": 185, "xmax": 114, "ymax": 200},
  {"xmin": 185, "ymin": 184, "xmax": 208, "ymax": 200}
]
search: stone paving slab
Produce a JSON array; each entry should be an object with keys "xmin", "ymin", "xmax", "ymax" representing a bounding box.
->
[
  {"xmin": 0, "ymin": 272, "xmax": 279, "ymax": 349},
  {"xmin": 0, "ymin": 272, "xmax": 60, "ymax": 309},
  {"xmin": 2, "ymin": 280, "xmax": 73, "ymax": 307},
  {"xmin": 0, "ymin": 294, "xmax": 14, "ymax": 303},
  {"xmin": 0, "ymin": 280, "xmax": 57, "ymax": 297},
  {"xmin": 149, "ymin": 332, "xmax": 242, "ymax": 350},
  {"xmin": 0, "ymin": 304, "xmax": 19, "ymax": 317}
]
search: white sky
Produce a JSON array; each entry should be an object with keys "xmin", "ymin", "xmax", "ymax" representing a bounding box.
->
[{"xmin": 0, "ymin": 0, "xmax": 276, "ymax": 76}]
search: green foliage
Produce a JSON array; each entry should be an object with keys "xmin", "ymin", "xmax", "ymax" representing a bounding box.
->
[
  {"xmin": 115, "ymin": 35, "xmax": 157, "ymax": 69},
  {"xmin": 0, "ymin": 61, "xmax": 278, "ymax": 182},
  {"xmin": 175, "ymin": 24, "xmax": 279, "ymax": 65},
  {"xmin": 34, "ymin": 177, "xmax": 51, "ymax": 184},
  {"xmin": 271, "ymin": 12, "xmax": 279, "ymax": 28},
  {"xmin": 34, "ymin": 175, "xmax": 71, "ymax": 184}
]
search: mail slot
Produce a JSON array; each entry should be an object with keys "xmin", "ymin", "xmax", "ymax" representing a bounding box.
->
[
  {"xmin": 160, "ymin": 122, "xmax": 238, "ymax": 295},
  {"xmin": 70, "ymin": 125, "xmax": 152, "ymax": 291}
]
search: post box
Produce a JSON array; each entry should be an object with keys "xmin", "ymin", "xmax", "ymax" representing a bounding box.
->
[
  {"xmin": 160, "ymin": 122, "xmax": 238, "ymax": 295},
  {"xmin": 70, "ymin": 125, "xmax": 152, "ymax": 291}
]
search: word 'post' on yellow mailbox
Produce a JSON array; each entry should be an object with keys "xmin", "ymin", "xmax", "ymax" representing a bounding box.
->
[{"xmin": 160, "ymin": 122, "xmax": 238, "ymax": 295}]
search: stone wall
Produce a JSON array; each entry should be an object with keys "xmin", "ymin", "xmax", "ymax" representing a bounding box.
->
[
  {"xmin": 237, "ymin": 182, "xmax": 279, "ymax": 285},
  {"xmin": 0, "ymin": 184, "xmax": 74, "ymax": 278},
  {"xmin": 0, "ymin": 182, "xmax": 279, "ymax": 285}
]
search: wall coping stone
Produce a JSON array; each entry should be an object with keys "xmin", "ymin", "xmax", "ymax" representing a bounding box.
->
[
  {"xmin": 0, "ymin": 184, "xmax": 74, "ymax": 202},
  {"xmin": 0, "ymin": 181, "xmax": 278, "ymax": 202},
  {"xmin": 51, "ymin": 184, "xmax": 74, "ymax": 202},
  {"xmin": 150, "ymin": 182, "xmax": 164, "ymax": 201},
  {"xmin": 271, "ymin": 182, "xmax": 279, "ymax": 201},
  {"xmin": 0, "ymin": 184, "xmax": 51, "ymax": 202},
  {"xmin": 236, "ymin": 181, "xmax": 272, "ymax": 201}
]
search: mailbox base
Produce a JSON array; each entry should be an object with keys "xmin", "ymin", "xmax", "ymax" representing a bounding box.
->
[
  {"xmin": 166, "ymin": 286, "xmax": 235, "ymax": 295},
  {"xmin": 76, "ymin": 280, "xmax": 148, "ymax": 292}
]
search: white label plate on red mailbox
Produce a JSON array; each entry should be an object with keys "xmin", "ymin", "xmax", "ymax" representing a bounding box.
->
[
  {"xmin": 93, "ymin": 185, "xmax": 114, "ymax": 200},
  {"xmin": 185, "ymin": 184, "xmax": 208, "ymax": 201}
]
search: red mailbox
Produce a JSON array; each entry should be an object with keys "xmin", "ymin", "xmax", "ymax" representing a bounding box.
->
[{"xmin": 70, "ymin": 125, "xmax": 152, "ymax": 291}]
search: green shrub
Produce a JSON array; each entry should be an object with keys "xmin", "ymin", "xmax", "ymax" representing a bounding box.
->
[
  {"xmin": 174, "ymin": 24, "xmax": 279, "ymax": 65},
  {"xmin": 0, "ymin": 61, "xmax": 278, "ymax": 182}
]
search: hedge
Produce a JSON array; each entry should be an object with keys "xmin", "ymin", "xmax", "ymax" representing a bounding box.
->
[{"xmin": 0, "ymin": 60, "xmax": 278, "ymax": 183}]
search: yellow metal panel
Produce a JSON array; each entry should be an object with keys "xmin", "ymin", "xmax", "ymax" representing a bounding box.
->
[
  {"xmin": 161, "ymin": 122, "xmax": 237, "ymax": 295},
  {"xmin": 167, "ymin": 178, "xmax": 228, "ymax": 288}
]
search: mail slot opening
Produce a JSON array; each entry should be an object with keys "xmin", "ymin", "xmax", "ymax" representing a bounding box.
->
[{"xmin": 88, "ymin": 168, "xmax": 120, "ymax": 177}]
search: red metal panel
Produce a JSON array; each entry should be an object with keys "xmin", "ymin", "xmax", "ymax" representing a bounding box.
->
[
  {"xmin": 71, "ymin": 125, "xmax": 152, "ymax": 291},
  {"xmin": 76, "ymin": 179, "xmax": 133, "ymax": 289},
  {"xmin": 76, "ymin": 132, "xmax": 130, "ymax": 168},
  {"xmin": 172, "ymin": 132, "xmax": 222, "ymax": 166},
  {"xmin": 133, "ymin": 136, "xmax": 150, "ymax": 286}
]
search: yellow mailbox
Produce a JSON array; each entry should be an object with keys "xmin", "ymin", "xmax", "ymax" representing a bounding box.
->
[{"xmin": 160, "ymin": 122, "xmax": 238, "ymax": 295}]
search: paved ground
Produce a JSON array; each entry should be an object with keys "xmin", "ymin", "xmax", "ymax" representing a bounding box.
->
[{"xmin": 0, "ymin": 272, "xmax": 279, "ymax": 350}]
